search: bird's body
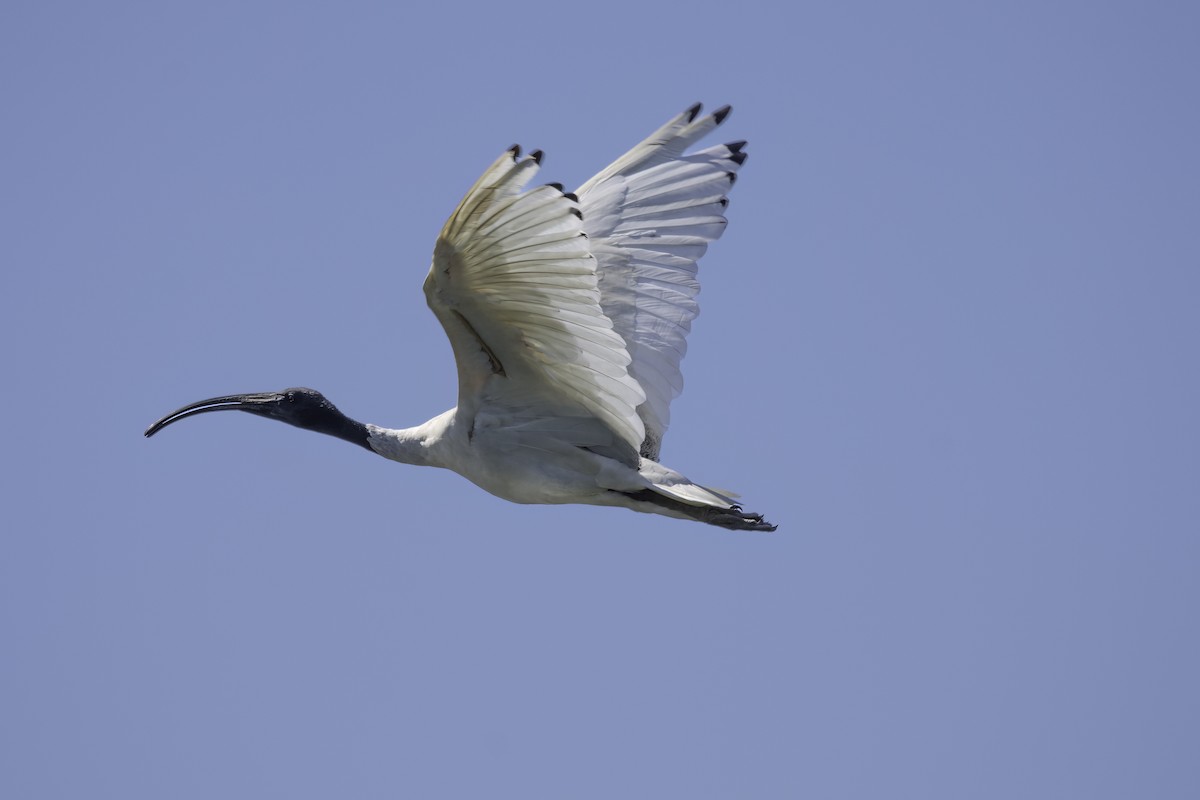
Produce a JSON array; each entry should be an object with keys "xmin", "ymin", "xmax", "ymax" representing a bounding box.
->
[
  {"xmin": 369, "ymin": 411, "xmax": 630, "ymax": 506},
  {"xmin": 147, "ymin": 103, "xmax": 776, "ymax": 531}
]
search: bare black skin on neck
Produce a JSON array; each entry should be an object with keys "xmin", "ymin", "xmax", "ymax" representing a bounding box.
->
[{"xmin": 144, "ymin": 387, "xmax": 372, "ymax": 451}]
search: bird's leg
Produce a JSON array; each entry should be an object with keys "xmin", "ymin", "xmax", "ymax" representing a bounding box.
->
[{"xmin": 699, "ymin": 505, "xmax": 778, "ymax": 532}]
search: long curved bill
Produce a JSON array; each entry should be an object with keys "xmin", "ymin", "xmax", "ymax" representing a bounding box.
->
[{"xmin": 144, "ymin": 392, "xmax": 285, "ymax": 437}]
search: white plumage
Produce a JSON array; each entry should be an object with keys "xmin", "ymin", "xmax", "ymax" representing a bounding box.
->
[{"xmin": 147, "ymin": 103, "xmax": 775, "ymax": 531}]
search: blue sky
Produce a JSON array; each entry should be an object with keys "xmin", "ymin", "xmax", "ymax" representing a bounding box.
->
[{"xmin": 3, "ymin": 1, "xmax": 1198, "ymax": 797}]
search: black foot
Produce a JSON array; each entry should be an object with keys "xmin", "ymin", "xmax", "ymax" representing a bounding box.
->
[
  {"xmin": 620, "ymin": 489, "xmax": 778, "ymax": 532},
  {"xmin": 703, "ymin": 506, "xmax": 778, "ymax": 532}
]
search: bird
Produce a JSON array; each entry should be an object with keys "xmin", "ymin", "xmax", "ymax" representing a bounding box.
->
[{"xmin": 146, "ymin": 103, "xmax": 776, "ymax": 531}]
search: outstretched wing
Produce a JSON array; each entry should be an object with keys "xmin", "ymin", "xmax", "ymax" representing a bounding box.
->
[
  {"xmin": 575, "ymin": 103, "xmax": 747, "ymax": 460},
  {"xmin": 425, "ymin": 146, "xmax": 647, "ymax": 452}
]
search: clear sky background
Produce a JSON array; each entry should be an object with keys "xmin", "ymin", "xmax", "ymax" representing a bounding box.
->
[{"xmin": 3, "ymin": 2, "xmax": 1198, "ymax": 798}]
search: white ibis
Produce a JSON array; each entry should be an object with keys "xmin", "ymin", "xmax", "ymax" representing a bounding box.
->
[{"xmin": 146, "ymin": 103, "xmax": 776, "ymax": 531}]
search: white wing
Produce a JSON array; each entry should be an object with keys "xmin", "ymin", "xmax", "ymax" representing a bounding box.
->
[
  {"xmin": 425, "ymin": 146, "xmax": 647, "ymax": 452},
  {"xmin": 576, "ymin": 103, "xmax": 746, "ymax": 459}
]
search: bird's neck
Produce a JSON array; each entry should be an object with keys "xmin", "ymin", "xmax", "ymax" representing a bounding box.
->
[
  {"xmin": 304, "ymin": 408, "xmax": 374, "ymax": 451},
  {"xmin": 364, "ymin": 410, "xmax": 455, "ymax": 467}
]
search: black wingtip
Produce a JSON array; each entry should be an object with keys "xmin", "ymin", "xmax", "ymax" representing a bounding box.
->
[
  {"xmin": 569, "ymin": 207, "xmax": 582, "ymax": 219},
  {"xmin": 685, "ymin": 102, "xmax": 702, "ymax": 122},
  {"xmin": 727, "ymin": 140, "xmax": 747, "ymax": 154},
  {"xmin": 507, "ymin": 144, "xmax": 521, "ymax": 159},
  {"xmin": 545, "ymin": 182, "xmax": 564, "ymax": 192},
  {"xmin": 729, "ymin": 150, "xmax": 748, "ymax": 166},
  {"xmin": 726, "ymin": 171, "xmax": 737, "ymax": 185},
  {"xmin": 713, "ymin": 105, "xmax": 732, "ymax": 124},
  {"xmin": 563, "ymin": 191, "xmax": 578, "ymax": 202},
  {"xmin": 530, "ymin": 149, "xmax": 544, "ymax": 165}
]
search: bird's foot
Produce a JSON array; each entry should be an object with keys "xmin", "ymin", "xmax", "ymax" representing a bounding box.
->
[{"xmin": 706, "ymin": 506, "xmax": 778, "ymax": 532}]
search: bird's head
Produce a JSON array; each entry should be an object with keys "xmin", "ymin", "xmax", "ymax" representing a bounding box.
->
[{"xmin": 145, "ymin": 387, "xmax": 371, "ymax": 449}]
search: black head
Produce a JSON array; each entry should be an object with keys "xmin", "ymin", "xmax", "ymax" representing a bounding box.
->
[{"xmin": 145, "ymin": 387, "xmax": 371, "ymax": 449}]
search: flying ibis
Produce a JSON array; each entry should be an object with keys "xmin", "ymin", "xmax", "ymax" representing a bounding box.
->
[{"xmin": 146, "ymin": 103, "xmax": 777, "ymax": 531}]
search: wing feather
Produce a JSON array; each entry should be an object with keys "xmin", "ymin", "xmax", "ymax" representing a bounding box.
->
[
  {"xmin": 425, "ymin": 149, "xmax": 646, "ymax": 451},
  {"xmin": 423, "ymin": 105, "xmax": 745, "ymax": 461},
  {"xmin": 576, "ymin": 107, "xmax": 746, "ymax": 459}
]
